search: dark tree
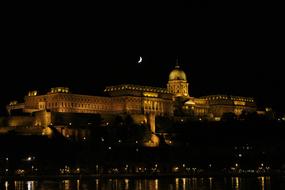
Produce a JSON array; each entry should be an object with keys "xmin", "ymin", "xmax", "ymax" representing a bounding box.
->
[{"xmin": 221, "ymin": 112, "xmax": 237, "ymax": 122}]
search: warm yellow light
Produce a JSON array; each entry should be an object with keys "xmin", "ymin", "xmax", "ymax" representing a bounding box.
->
[
  {"xmin": 143, "ymin": 92, "xmax": 158, "ymax": 97},
  {"xmin": 175, "ymin": 178, "xmax": 179, "ymax": 189},
  {"xmin": 234, "ymin": 101, "xmax": 246, "ymax": 106},
  {"xmin": 28, "ymin": 91, "xmax": 38, "ymax": 96},
  {"xmin": 9, "ymin": 101, "xmax": 18, "ymax": 106},
  {"xmin": 50, "ymin": 87, "xmax": 69, "ymax": 94},
  {"xmin": 42, "ymin": 127, "xmax": 52, "ymax": 137},
  {"xmin": 214, "ymin": 117, "xmax": 221, "ymax": 121}
]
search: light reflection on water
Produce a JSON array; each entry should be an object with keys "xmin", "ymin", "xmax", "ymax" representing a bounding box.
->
[
  {"xmin": 231, "ymin": 177, "xmax": 240, "ymax": 190},
  {"xmin": 258, "ymin": 176, "xmax": 271, "ymax": 190},
  {"xmin": 1, "ymin": 176, "xmax": 284, "ymax": 190}
]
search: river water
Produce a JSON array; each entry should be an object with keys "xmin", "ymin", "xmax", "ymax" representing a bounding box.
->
[{"xmin": 2, "ymin": 176, "xmax": 285, "ymax": 190}]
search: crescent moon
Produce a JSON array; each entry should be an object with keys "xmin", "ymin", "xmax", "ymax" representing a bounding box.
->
[{"xmin": 138, "ymin": 56, "xmax": 143, "ymax": 64}]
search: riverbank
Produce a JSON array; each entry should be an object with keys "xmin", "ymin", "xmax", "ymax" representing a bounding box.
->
[{"xmin": 1, "ymin": 171, "xmax": 285, "ymax": 181}]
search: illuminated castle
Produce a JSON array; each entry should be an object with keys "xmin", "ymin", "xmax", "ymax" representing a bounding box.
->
[{"xmin": 6, "ymin": 63, "xmax": 256, "ymax": 127}]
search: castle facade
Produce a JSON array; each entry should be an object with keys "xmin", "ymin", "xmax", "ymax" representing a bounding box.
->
[{"xmin": 6, "ymin": 64, "xmax": 256, "ymax": 127}]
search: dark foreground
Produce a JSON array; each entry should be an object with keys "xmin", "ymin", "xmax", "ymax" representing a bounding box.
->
[{"xmin": 1, "ymin": 120, "xmax": 285, "ymax": 188}]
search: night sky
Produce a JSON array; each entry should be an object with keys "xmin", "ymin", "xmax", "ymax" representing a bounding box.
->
[{"xmin": 1, "ymin": 2, "xmax": 284, "ymax": 115}]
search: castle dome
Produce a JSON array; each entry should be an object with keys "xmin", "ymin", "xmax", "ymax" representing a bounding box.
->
[{"xmin": 169, "ymin": 65, "xmax": 187, "ymax": 81}]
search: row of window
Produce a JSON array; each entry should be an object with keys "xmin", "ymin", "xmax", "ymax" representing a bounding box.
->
[
  {"xmin": 31, "ymin": 96, "xmax": 110, "ymax": 104},
  {"xmin": 43, "ymin": 102, "xmax": 112, "ymax": 110},
  {"xmin": 58, "ymin": 109, "xmax": 107, "ymax": 113},
  {"xmin": 106, "ymin": 86, "xmax": 168, "ymax": 93},
  {"xmin": 206, "ymin": 96, "xmax": 254, "ymax": 102}
]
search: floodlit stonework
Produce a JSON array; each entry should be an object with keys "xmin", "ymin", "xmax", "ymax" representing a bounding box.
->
[{"xmin": 6, "ymin": 64, "xmax": 256, "ymax": 127}]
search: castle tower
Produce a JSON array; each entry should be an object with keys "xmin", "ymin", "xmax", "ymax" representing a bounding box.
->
[{"xmin": 167, "ymin": 60, "xmax": 189, "ymax": 98}]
